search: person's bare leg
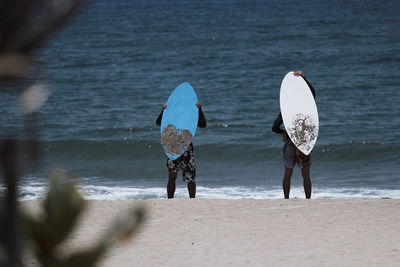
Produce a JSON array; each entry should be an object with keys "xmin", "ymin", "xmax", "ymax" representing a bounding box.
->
[
  {"xmin": 283, "ymin": 167, "xmax": 294, "ymax": 199},
  {"xmin": 187, "ymin": 181, "xmax": 196, "ymax": 198},
  {"xmin": 167, "ymin": 170, "xmax": 178, "ymax": 199},
  {"xmin": 301, "ymin": 165, "xmax": 312, "ymax": 199}
]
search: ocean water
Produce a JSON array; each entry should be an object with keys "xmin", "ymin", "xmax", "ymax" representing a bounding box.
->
[{"xmin": 1, "ymin": 0, "xmax": 400, "ymax": 199}]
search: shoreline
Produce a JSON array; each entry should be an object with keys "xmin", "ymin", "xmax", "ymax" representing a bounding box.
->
[
  {"xmin": 22, "ymin": 198, "xmax": 400, "ymax": 266},
  {"xmin": 17, "ymin": 184, "xmax": 400, "ymax": 200}
]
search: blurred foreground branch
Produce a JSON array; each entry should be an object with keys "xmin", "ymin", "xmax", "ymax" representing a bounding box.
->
[
  {"xmin": 1, "ymin": 1, "xmax": 86, "ymax": 266},
  {"xmin": 0, "ymin": 0, "xmax": 85, "ymax": 79},
  {"xmin": 1, "ymin": 0, "xmax": 148, "ymax": 266},
  {"xmin": 0, "ymin": 140, "xmax": 21, "ymax": 266}
]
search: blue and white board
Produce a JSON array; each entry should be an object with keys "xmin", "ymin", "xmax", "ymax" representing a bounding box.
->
[
  {"xmin": 280, "ymin": 72, "xmax": 319, "ymax": 155},
  {"xmin": 161, "ymin": 82, "xmax": 198, "ymax": 160}
]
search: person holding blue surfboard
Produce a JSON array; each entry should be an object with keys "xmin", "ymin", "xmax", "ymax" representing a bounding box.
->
[
  {"xmin": 272, "ymin": 71, "xmax": 317, "ymax": 199},
  {"xmin": 156, "ymin": 86, "xmax": 206, "ymax": 199}
]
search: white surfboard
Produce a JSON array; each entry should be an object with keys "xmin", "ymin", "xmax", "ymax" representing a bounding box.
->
[{"xmin": 280, "ymin": 72, "xmax": 319, "ymax": 155}]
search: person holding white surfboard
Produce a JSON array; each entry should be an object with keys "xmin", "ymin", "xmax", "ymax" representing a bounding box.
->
[
  {"xmin": 156, "ymin": 102, "xmax": 206, "ymax": 198},
  {"xmin": 272, "ymin": 71, "xmax": 316, "ymax": 199}
]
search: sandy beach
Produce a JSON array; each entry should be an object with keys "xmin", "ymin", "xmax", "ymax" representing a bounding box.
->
[{"xmin": 22, "ymin": 198, "xmax": 400, "ymax": 267}]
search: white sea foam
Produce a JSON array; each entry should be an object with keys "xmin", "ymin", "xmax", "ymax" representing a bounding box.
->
[{"xmin": 15, "ymin": 184, "xmax": 400, "ymax": 201}]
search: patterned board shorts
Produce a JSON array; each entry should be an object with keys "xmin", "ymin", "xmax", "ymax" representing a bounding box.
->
[
  {"xmin": 282, "ymin": 141, "xmax": 312, "ymax": 169},
  {"xmin": 166, "ymin": 144, "xmax": 196, "ymax": 183}
]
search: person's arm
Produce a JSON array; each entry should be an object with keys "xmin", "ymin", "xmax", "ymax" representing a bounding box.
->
[
  {"xmin": 294, "ymin": 70, "xmax": 316, "ymax": 99},
  {"xmin": 302, "ymin": 76, "xmax": 316, "ymax": 99},
  {"xmin": 156, "ymin": 104, "xmax": 167, "ymax": 126},
  {"xmin": 272, "ymin": 112, "xmax": 285, "ymax": 134},
  {"xmin": 272, "ymin": 113, "xmax": 289, "ymax": 142},
  {"xmin": 197, "ymin": 102, "xmax": 206, "ymax": 128}
]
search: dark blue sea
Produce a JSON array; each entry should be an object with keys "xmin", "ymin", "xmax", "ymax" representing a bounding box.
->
[{"xmin": 1, "ymin": 0, "xmax": 400, "ymax": 199}]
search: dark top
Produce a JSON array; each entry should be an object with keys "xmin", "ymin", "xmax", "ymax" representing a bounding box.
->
[
  {"xmin": 272, "ymin": 76, "xmax": 316, "ymax": 134},
  {"xmin": 156, "ymin": 106, "xmax": 207, "ymax": 128}
]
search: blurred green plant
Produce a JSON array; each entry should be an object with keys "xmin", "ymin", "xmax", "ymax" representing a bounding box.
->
[
  {"xmin": 0, "ymin": 170, "xmax": 146, "ymax": 267},
  {"xmin": 1, "ymin": 1, "xmax": 89, "ymax": 265},
  {"xmin": 1, "ymin": 1, "xmax": 148, "ymax": 266}
]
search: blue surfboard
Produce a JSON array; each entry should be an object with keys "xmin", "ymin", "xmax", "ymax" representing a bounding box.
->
[{"xmin": 160, "ymin": 82, "xmax": 199, "ymax": 160}]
